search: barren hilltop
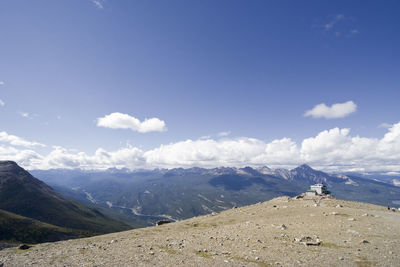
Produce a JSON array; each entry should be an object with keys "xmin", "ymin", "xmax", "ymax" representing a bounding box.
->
[{"xmin": 1, "ymin": 196, "xmax": 399, "ymax": 267}]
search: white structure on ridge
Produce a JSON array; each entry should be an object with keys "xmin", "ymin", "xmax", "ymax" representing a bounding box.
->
[{"xmin": 305, "ymin": 184, "xmax": 328, "ymax": 196}]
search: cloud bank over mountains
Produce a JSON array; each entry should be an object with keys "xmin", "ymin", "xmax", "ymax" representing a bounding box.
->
[{"xmin": 2, "ymin": 122, "xmax": 400, "ymax": 173}]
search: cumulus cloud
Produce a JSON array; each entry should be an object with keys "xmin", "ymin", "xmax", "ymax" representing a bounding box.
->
[
  {"xmin": 0, "ymin": 145, "xmax": 43, "ymax": 167},
  {"xmin": 144, "ymin": 137, "xmax": 268, "ymax": 168},
  {"xmin": 0, "ymin": 99, "xmax": 4, "ymax": 106},
  {"xmin": 3, "ymin": 121, "xmax": 400, "ymax": 173},
  {"xmin": 97, "ymin": 112, "xmax": 167, "ymax": 133},
  {"xmin": 0, "ymin": 131, "xmax": 46, "ymax": 147},
  {"xmin": 35, "ymin": 146, "xmax": 144, "ymax": 170},
  {"xmin": 304, "ymin": 101, "xmax": 357, "ymax": 119}
]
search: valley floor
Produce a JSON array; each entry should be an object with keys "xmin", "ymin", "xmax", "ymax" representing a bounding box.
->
[{"xmin": 1, "ymin": 196, "xmax": 399, "ymax": 266}]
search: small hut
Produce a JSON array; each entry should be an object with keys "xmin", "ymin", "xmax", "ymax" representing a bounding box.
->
[{"xmin": 306, "ymin": 184, "xmax": 328, "ymax": 196}]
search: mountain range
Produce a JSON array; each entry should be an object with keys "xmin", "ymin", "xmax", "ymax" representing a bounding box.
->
[{"xmin": 31, "ymin": 163, "xmax": 400, "ymax": 227}]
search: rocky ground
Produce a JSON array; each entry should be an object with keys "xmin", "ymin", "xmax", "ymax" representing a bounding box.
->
[{"xmin": 1, "ymin": 196, "xmax": 399, "ymax": 266}]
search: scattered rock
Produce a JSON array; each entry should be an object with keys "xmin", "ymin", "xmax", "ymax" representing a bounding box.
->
[
  {"xmin": 156, "ymin": 220, "xmax": 172, "ymax": 226},
  {"xmin": 294, "ymin": 236, "xmax": 321, "ymax": 246},
  {"xmin": 336, "ymin": 204, "xmax": 343, "ymax": 208},
  {"xmin": 1, "ymin": 197, "xmax": 398, "ymax": 266},
  {"xmin": 348, "ymin": 218, "xmax": 356, "ymax": 221},
  {"xmin": 18, "ymin": 244, "xmax": 30, "ymax": 250},
  {"xmin": 347, "ymin": 229, "xmax": 360, "ymax": 235}
]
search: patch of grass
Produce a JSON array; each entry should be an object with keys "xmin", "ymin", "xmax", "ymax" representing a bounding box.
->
[
  {"xmin": 231, "ymin": 256, "xmax": 271, "ymax": 267},
  {"xmin": 189, "ymin": 222, "xmax": 217, "ymax": 228},
  {"xmin": 355, "ymin": 256, "xmax": 377, "ymax": 267},
  {"xmin": 306, "ymin": 247, "xmax": 320, "ymax": 253},
  {"xmin": 195, "ymin": 251, "xmax": 212, "ymax": 258},
  {"xmin": 153, "ymin": 244, "xmax": 178, "ymax": 255},
  {"xmin": 14, "ymin": 248, "xmax": 30, "ymax": 254}
]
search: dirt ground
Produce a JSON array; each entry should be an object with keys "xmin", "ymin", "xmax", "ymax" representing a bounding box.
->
[{"xmin": 1, "ymin": 196, "xmax": 399, "ymax": 266}]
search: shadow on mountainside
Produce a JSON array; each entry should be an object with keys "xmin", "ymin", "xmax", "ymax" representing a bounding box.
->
[{"xmin": 208, "ymin": 175, "xmax": 276, "ymax": 191}]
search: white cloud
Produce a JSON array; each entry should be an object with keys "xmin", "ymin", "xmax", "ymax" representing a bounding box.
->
[
  {"xmin": 32, "ymin": 146, "xmax": 145, "ymax": 170},
  {"xmin": 217, "ymin": 131, "xmax": 231, "ymax": 137},
  {"xmin": 0, "ymin": 145, "xmax": 43, "ymax": 167},
  {"xmin": 144, "ymin": 138, "xmax": 268, "ymax": 168},
  {"xmin": 0, "ymin": 81, "xmax": 4, "ymax": 86},
  {"xmin": 0, "ymin": 131, "xmax": 46, "ymax": 147},
  {"xmin": 0, "ymin": 99, "xmax": 4, "ymax": 106},
  {"xmin": 304, "ymin": 101, "xmax": 357, "ymax": 119},
  {"xmin": 4, "ymin": 121, "xmax": 400, "ymax": 173},
  {"xmin": 97, "ymin": 112, "xmax": 167, "ymax": 133},
  {"xmin": 91, "ymin": 0, "xmax": 104, "ymax": 9}
]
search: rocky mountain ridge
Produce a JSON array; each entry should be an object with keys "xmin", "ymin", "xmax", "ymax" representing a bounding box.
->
[{"xmin": 0, "ymin": 160, "xmax": 131, "ymax": 241}]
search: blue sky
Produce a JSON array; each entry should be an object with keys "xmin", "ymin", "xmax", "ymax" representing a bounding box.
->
[{"xmin": 0, "ymin": 0, "xmax": 400, "ymax": 172}]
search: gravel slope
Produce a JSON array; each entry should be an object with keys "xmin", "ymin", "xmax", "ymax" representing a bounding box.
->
[{"xmin": 1, "ymin": 196, "xmax": 399, "ymax": 266}]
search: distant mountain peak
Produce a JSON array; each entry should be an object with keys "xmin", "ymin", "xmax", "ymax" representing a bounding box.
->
[{"xmin": 296, "ymin": 164, "xmax": 313, "ymax": 170}]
